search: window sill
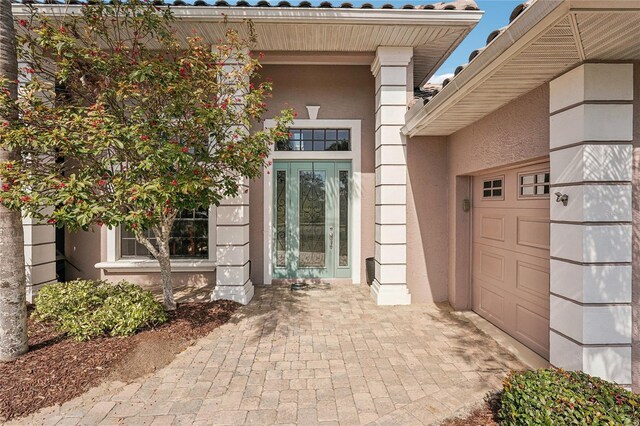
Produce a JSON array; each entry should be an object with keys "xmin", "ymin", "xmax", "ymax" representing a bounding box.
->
[{"xmin": 95, "ymin": 259, "xmax": 217, "ymax": 273}]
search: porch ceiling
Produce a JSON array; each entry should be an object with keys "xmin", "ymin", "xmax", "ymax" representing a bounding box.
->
[
  {"xmin": 11, "ymin": 4, "xmax": 483, "ymax": 91},
  {"xmin": 404, "ymin": 0, "xmax": 640, "ymax": 137}
]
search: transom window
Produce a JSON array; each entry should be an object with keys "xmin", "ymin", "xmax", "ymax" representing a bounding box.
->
[
  {"xmin": 519, "ymin": 171, "xmax": 550, "ymax": 198},
  {"xmin": 276, "ymin": 129, "xmax": 351, "ymax": 151},
  {"xmin": 121, "ymin": 209, "xmax": 208, "ymax": 258},
  {"xmin": 482, "ymin": 177, "xmax": 504, "ymax": 199}
]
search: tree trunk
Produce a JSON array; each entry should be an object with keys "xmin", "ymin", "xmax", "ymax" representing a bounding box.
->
[
  {"xmin": 156, "ymin": 235, "xmax": 176, "ymax": 311},
  {"xmin": 133, "ymin": 222, "xmax": 177, "ymax": 311},
  {"xmin": 0, "ymin": 0, "xmax": 28, "ymax": 362}
]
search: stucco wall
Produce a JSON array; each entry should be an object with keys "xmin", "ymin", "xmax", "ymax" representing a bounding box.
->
[
  {"xmin": 406, "ymin": 136, "xmax": 449, "ymax": 303},
  {"xmin": 249, "ymin": 64, "xmax": 376, "ymax": 285},
  {"xmin": 632, "ymin": 61, "xmax": 640, "ymax": 392},
  {"xmin": 66, "ymin": 225, "xmax": 213, "ymax": 296},
  {"xmin": 446, "ymin": 83, "xmax": 550, "ymax": 308}
]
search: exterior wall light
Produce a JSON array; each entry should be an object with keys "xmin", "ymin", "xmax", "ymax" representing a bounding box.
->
[{"xmin": 554, "ymin": 192, "xmax": 568, "ymax": 206}]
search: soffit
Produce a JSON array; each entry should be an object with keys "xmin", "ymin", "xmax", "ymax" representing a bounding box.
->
[
  {"xmin": 11, "ymin": 4, "xmax": 482, "ymax": 89},
  {"xmin": 405, "ymin": 0, "xmax": 640, "ymax": 137}
]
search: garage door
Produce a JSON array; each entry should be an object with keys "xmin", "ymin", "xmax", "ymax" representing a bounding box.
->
[{"xmin": 472, "ymin": 163, "xmax": 550, "ymax": 359}]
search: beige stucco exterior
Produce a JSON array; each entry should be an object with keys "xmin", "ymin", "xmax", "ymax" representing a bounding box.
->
[
  {"xmin": 446, "ymin": 83, "xmax": 550, "ymax": 309},
  {"xmin": 402, "ymin": 83, "xmax": 550, "ymax": 305},
  {"xmin": 406, "ymin": 136, "xmax": 449, "ymax": 303}
]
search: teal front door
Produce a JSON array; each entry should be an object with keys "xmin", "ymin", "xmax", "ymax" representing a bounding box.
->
[{"xmin": 273, "ymin": 161, "xmax": 352, "ymax": 279}]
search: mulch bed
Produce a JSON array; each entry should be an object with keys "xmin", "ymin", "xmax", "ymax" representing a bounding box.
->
[
  {"xmin": 0, "ymin": 300, "xmax": 239, "ymax": 422},
  {"xmin": 442, "ymin": 404, "xmax": 499, "ymax": 426},
  {"xmin": 441, "ymin": 393, "xmax": 501, "ymax": 426}
]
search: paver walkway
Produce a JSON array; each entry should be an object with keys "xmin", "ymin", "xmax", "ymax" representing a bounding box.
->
[{"xmin": 13, "ymin": 283, "xmax": 526, "ymax": 425}]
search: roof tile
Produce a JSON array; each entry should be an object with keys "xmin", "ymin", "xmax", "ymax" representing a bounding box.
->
[{"xmin": 10, "ymin": 0, "xmax": 480, "ymax": 10}]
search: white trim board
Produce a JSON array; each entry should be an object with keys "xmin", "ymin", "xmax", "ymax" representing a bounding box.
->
[{"xmin": 263, "ymin": 119, "xmax": 362, "ymax": 285}]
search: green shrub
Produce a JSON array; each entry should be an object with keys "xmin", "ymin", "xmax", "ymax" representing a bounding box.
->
[
  {"xmin": 33, "ymin": 279, "xmax": 168, "ymax": 340},
  {"xmin": 499, "ymin": 368, "xmax": 640, "ymax": 425}
]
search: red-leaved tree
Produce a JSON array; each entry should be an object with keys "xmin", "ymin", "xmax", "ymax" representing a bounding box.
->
[{"xmin": 0, "ymin": 1, "xmax": 292, "ymax": 310}]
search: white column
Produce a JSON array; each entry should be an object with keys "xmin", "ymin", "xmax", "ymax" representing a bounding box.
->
[
  {"xmin": 549, "ymin": 63, "xmax": 634, "ymax": 385},
  {"xmin": 23, "ymin": 216, "xmax": 57, "ymax": 302},
  {"xmin": 213, "ymin": 186, "xmax": 253, "ymax": 304},
  {"xmin": 18, "ymin": 62, "xmax": 57, "ymax": 301},
  {"xmin": 212, "ymin": 51, "xmax": 254, "ymax": 305},
  {"xmin": 370, "ymin": 47, "xmax": 412, "ymax": 305}
]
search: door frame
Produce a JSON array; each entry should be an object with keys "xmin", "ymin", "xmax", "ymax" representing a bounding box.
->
[
  {"xmin": 272, "ymin": 160, "xmax": 352, "ymax": 279},
  {"xmin": 263, "ymin": 119, "xmax": 362, "ymax": 285}
]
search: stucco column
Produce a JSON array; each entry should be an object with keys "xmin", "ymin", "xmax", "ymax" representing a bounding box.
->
[
  {"xmin": 23, "ymin": 214, "xmax": 57, "ymax": 302},
  {"xmin": 212, "ymin": 52, "xmax": 254, "ymax": 305},
  {"xmin": 549, "ymin": 63, "xmax": 634, "ymax": 385},
  {"xmin": 370, "ymin": 47, "xmax": 412, "ymax": 305},
  {"xmin": 213, "ymin": 184, "xmax": 253, "ymax": 304}
]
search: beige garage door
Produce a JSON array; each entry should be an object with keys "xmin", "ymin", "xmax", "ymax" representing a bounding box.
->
[{"xmin": 472, "ymin": 163, "xmax": 550, "ymax": 359}]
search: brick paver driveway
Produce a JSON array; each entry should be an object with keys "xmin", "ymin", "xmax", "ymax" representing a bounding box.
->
[{"xmin": 16, "ymin": 283, "xmax": 525, "ymax": 425}]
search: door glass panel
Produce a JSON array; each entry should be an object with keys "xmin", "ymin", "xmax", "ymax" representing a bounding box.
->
[
  {"xmin": 299, "ymin": 170, "xmax": 326, "ymax": 268},
  {"xmin": 276, "ymin": 170, "xmax": 287, "ymax": 267},
  {"xmin": 339, "ymin": 170, "xmax": 349, "ymax": 267}
]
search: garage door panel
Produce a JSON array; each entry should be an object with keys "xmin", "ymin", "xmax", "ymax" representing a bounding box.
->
[
  {"xmin": 516, "ymin": 259, "xmax": 549, "ymax": 301},
  {"xmin": 473, "ymin": 162, "xmax": 550, "ymax": 360},
  {"xmin": 474, "ymin": 251, "xmax": 548, "ymax": 317},
  {"xmin": 473, "ymin": 164, "xmax": 550, "ymax": 209},
  {"xmin": 517, "ymin": 216, "xmax": 550, "ymax": 251},
  {"xmin": 480, "ymin": 214, "xmax": 505, "ymax": 242},
  {"xmin": 478, "ymin": 249, "xmax": 505, "ymax": 283},
  {"xmin": 515, "ymin": 304, "xmax": 550, "ymax": 359},
  {"xmin": 474, "ymin": 209, "xmax": 549, "ymax": 258},
  {"xmin": 474, "ymin": 284, "xmax": 506, "ymax": 327}
]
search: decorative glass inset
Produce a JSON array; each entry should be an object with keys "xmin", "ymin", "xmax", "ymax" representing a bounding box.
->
[
  {"xmin": 339, "ymin": 170, "xmax": 349, "ymax": 267},
  {"xmin": 276, "ymin": 170, "xmax": 287, "ymax": 267},
  {"xmin": 519, "ymin": 171, "xmax": 550, "ymax": 198},
  {"xmin": 298, "ymin": 170, "xmax": 326, "ymax": 267},
  {"xmin": 482, "ymin": 177, "xmax": 504, "ymax": 199},
  {"xmin": 121, "ymin": 209, "xmax": 208, "ymax": 258},
  {"xmin": 276, "ymin": 129, "xmax": 351, "ymax": 151}
]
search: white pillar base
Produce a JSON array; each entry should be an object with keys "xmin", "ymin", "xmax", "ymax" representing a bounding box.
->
[
  {"xmin": 370, "ymin": 280, "xmax": 411, "ymax": 305},
  {"xmin": 212, "ymin": 280, "xmax": 254, "ymax": 305}
]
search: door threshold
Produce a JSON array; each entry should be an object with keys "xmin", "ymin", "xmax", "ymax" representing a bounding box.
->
[{"xmin": 272, "ymin": 278, "xmax": 353, "ymax": 285}]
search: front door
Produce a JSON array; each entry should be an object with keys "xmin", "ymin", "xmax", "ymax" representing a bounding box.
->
[{"xmin": 273, "ymin": 161, "xmax": 351, "ymax": 279}]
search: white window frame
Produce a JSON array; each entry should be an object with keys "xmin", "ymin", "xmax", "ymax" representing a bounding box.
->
[
  {"xmin": 517, "ymin": 169, "xmax": 551, "ymax": 200},
  {"xmin": 263, "ymin": 118, "xmax": 362, "ymax": 285},
  {"xmin": 96, "ymin": 205, "xmax": 217, "ymax": 272},
  {"xmin": 481, "ymin": 175, "xmax": 505, "ymax": 200}
]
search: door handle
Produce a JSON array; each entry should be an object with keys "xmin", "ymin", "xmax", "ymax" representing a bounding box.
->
[{"xmin": 329, "ymin": 226, "xmax": 334, "ymax": 250}]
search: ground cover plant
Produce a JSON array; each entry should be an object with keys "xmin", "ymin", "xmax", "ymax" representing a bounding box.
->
[
  {"xmin": 32, "ymin": 280, "xmax": 168, "ymax": 341},
  {"xmin": 499, "ymin": 368, "xmax": 640, "ymax": 425},
  {"xmin": 444, "ymin": 368, "xmax": 640, "ymax": 425}
]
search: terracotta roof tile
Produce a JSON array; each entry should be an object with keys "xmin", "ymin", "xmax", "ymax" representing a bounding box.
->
[{"xmin": 11, "ymin": 0, "xmax": 480, "ymax": 9}]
